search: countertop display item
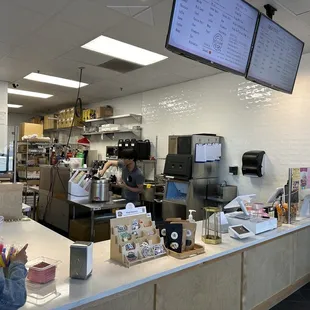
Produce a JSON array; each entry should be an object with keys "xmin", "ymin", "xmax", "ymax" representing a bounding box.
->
[
  {"xmin": 110, "ymin": 203, "xmax": 167, "ymax": 267},
  {"xmin": 26, "ymin": 280, "xmax": 60, "ymax": 306},
  {"xmin": 229, "ymin": 225, "xmax": 254, "ymax": 240},
  {"xmin": 70, "ymin": 242, "xmax": 93, "ymax": 280},
  {"xmin": 202, "ymin": 206, "xmax": 222, "ymax": 245},
  {"xmin": 188, "ymin": 209, "xmax": 196, "ymax": 223},
  {"xmin": 159, "ymin": 219, "xmax": 205, "ymax": 259},
  {"xmin": 27, "ymin": 257, "xmax": 61, "ymax": 284},
  {"xmin": 0, "ymin": 183, "xmax": 23, "ymax": 221},
  {"xmin": 165, "ymin": 223, "xmax": 185, "ymax": 254}
]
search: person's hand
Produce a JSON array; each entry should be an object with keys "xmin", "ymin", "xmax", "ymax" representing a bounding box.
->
[
  {"xmin": 117, "ymin": 178, "xmax": 127, "ymax": 188},
  {"xmin": 11, "ymin": 244, "xmax": 28, "ymax": 265}
]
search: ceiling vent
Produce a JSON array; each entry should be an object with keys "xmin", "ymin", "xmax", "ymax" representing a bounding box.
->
[{"xmin": 98, "ymin": 59, "xmax": 143, "ymax": 73}]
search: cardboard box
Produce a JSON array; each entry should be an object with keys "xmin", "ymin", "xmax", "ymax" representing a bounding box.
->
[
  {"xmin": 43, "ymin": 114, "xmax": 57, "ymax": 130},
  {"xmin": 30, "ymin": 117, "xmax": 42, "ymax": 125},
  {"xmin": 69, "ymin": 218, "xmax": 110, "ymax": 242},
  {"xmin": 0, "ymin": 183, "xmax": 23, "ymax": 220},
  {"xmin": 95, "ymin": 106, "xmax": 113, "ymax": 118},
  {"xmin": 19, "ymin": 123, "xmax": 43, "ymax": 140}
]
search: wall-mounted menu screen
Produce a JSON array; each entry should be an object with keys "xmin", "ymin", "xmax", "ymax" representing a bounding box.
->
[
  {"xmin": 166, "ymin": 0, "xmax": 259, "ymax": 75},
  {"xmin": 247, "ymin": 14, "xmax": 304, "ymax": 94}
]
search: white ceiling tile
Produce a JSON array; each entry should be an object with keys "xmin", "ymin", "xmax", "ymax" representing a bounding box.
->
[
  {"xmin": 0, "ymin": 57, "xmax": 38, "ymax": 83},
  {"xmin": 62, "ymin": 48, "xmax": 113, "ymax": 66},
  {"xmin": 39, "ymin": 57, "xmax": 121, "ymax": 85},
  {"xmin": 13, "ymin": 0, "xmax": 72, "ymax": 17},
  {"xmin": 36, "ymin": 19, "xmax": 96, "ymax": 48},
  {"xmin": 103, "ymin": 17, "xmax": 171, "ymax": 57},
  {"xmin": 149, "ymin": 56, "xmax": 221, "ymax": 79},
  {"xmin": 134, "ymin": 7, "xmax": 154, "ymax": 26},
  {"xmin": 129, "ymin": 6, "xmax": 149, "ymax": 16},
  {"xmin": 0, "ymin": 41, "xmax": 17, "ymax": 60},
  {"xmin": 108, "ymin": 6, "xmax": 132, "ymax": 16},
  {"xmin": 0, "ymin": 0, "xmax": 48, "ymax": 45},
  {"xmin": 152, "ymin": 0, "xmax": 173, "ymax": 33},
  {"xmin": 10, "ymin": 35, "xmax": 75, "ymax": 64},
  {"xmin": 275, "ymin": 0, "xmax": 310, "ymax": 15},
  {"xmin": 91, "ymin": 0, "xmax": 162, "ymax": 7},
  {"xmin": 78, "ymin": 80, "xmax": 125, "ymax": 101},
  {"xmin": 13, "ymin": 79, "xmax": 78, "ymax": 99},
  {"xmin": 56, "ymin": 0, "xmax": 128, "ymax": 34}
]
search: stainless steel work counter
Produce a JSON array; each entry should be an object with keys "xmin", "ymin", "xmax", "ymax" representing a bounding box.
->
[
  {"xmin": 68, "ymin": 198, "xmax": 126, "ymax": 211},
  {"xmin": 68, "ymin": 198, "xmax": 126, "ymax": 241}
]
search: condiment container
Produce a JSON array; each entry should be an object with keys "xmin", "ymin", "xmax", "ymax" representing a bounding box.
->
[{"xmin": 27, "ymin": 257, "xmax": 61, "ymax": 284}]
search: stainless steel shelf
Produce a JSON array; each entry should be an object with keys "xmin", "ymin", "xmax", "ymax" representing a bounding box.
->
[
  {"xmin": 84, "ymin": 114, "xmax": 142, "ymax": 124},
  {"xmin": 44, "ymin": 126, "xmax": 83, "ymax": 133},
  {"xmin": 18, "ymin": 141, "xmax": 51, "ymax": 145},
  {"xmin": 82, "ymin": 128, "xmax": 142, "ymax": 139}
]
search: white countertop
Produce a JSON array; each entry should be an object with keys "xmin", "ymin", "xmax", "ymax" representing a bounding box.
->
[{"xmin": 1, "ymin": 217, "xmax": 309, "ymax": 310}]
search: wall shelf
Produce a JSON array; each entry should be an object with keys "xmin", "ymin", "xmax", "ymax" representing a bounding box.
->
[
  {"xmin": 82, "ymin": 129, "xmax": 142, "ymax": 140},
  {"xmin": 44, "ymin": 126, "xmax": 83, "ymax": 133},
  {"xmin": 85, "ymin": 114, "xmax": 142, "ymax": 124}
]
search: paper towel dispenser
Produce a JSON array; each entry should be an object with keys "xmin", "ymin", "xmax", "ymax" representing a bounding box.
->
[{"xmin": 242, "ymin": 151, "xmax": 266, "ymax": 177}]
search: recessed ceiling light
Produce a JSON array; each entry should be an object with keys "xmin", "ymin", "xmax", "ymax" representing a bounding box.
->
[
  {"xmin": 81, "ymin": 35, "xmax": 167, "ymax": 66},
  {"xmin": 8, "ymin": 104, "xmax": 23, "ymax": 108},
  {"xmin": 8, "ymin": 88, "xmax": 53, "ymax": 99},
  {"xmin": 24, "ymin": 73, "xmax": 88, "ymax": 89}
]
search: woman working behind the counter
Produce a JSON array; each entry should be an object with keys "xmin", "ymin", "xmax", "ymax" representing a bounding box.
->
[{"xmin": 99, "ymin": 149, "xmax": 144, "ymax": 204}]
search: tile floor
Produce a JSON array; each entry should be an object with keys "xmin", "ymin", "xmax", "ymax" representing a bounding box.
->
[{"xmin": 272, "ymin": 282, "xmax": 310, "ymax": 310}]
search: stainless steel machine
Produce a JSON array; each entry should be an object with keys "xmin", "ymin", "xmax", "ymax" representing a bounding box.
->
[
  {"xmin": 39, "ymin": 165, "xmax": 90, "ymax": 233},
  {"xmin": 38, "ymin": 165, "xmax": 72, "ymax": 232},
  {"xmin": 163, "ymin": 134, "xmax": 221, "ymax": 221}
]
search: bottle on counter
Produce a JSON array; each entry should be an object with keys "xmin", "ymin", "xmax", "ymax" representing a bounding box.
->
[{"xmin": 50, "ymin": 148, "xmax": 57, "ymax": 165}]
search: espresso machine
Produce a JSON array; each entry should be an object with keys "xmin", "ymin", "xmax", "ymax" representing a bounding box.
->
[{"xmin": 163, "ymin": 134, "xmax": 221, "ymax": 221}]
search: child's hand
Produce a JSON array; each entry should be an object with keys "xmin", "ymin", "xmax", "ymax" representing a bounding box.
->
[{"xmin": 11, "ymin": 244, "xmax": 28, "ymax": 265}]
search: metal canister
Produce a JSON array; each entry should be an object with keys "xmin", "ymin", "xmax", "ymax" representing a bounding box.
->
[{"xmin": 90, "ymin": 179, "xmax": 109, "ymax": 202}]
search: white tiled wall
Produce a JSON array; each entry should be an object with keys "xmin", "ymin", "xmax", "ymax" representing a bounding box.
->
[{"xmin": 88, "ymin": 53, "xmax": 310, "ymax": 201}]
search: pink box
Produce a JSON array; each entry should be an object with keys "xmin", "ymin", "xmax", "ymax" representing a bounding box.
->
[{"xmin": 27, "ymin": 257, "xmax": 60, "ymax": 284}]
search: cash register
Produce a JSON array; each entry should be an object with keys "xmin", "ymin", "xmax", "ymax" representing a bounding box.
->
[{"xmin": 224, "ymin": 195, "xmax": 277, "ymax": 235}]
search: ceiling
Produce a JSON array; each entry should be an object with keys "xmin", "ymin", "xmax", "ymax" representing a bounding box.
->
[{"xmin": 3, "ymin": 0, "xmax": 310, "ymax": 114}]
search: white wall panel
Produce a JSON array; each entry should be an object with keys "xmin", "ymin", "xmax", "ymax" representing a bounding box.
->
[{"xmin": 88, "ymin": 53, "xmax": 310, "ymax": 201}]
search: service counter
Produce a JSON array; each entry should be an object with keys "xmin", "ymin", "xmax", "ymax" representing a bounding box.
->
[{"xmin": 3, "ymin": 217, "xmax": 309, "ymax": 310}]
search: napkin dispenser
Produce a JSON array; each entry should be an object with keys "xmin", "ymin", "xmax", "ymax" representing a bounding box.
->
[
  {"xmin": 70, "ymin": 241, "xmax": 93, "ymax": 280},
  {"xmin": 242, "ymin": 151, "xmax": 266, "ymax": 178}
]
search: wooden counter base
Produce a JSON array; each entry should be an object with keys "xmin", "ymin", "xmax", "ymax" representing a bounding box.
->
[{"xmin": 74, "ymin": 226, "xmax": 310, "ymax": 310}]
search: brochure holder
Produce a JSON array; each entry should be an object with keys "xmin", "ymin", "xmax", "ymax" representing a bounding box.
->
[{"xmin": 110, "ymin": 203, "xmax": 167, "ymax": 268}]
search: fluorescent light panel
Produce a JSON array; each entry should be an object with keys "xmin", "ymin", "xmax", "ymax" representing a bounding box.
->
[
  {"xmin": 8, "ymin": 88, "xmax": 53, "ymax": 99},
  {"xmin": 8, "ymin": 104, "xmax": 23, "ymax": 108},
  {"xmin": 24, "ymin": 73, "xmax": 88, "ymax": 89},
  {"xmin": 82, "ymin": 35, "xmax": 167, "ymax": 66}
]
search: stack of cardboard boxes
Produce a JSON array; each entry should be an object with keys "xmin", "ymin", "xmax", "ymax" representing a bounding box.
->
[
  {"xmin": 19, "ymin": 123, "xmax": 44, "ymax": 140},
  {"xmin": 82, "ymin": 106, "xmax": 113, "ymax": 121},
  {"xmin": 57, "ymin": 108, "xmax": 83, "ymax": 129}
]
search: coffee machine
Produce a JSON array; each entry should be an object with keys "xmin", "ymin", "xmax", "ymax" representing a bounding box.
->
[{"xmin": 163, "ymin": 134, "xmax": 221, "ymax": 221}]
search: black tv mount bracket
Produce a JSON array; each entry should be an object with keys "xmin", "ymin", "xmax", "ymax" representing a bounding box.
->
[{"xmin": 264, "ymin": 4, "xmax": 277, "ymax": 19}]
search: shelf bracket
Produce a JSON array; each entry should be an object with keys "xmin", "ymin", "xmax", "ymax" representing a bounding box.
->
[{"xmin": 131, "ymin": 114, "xmax": 142, "ymax": 124}]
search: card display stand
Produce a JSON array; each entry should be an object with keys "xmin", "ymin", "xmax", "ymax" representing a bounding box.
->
[{"xmin": 110, "ymin": 208, "xmax": 167, "ymax": 268}]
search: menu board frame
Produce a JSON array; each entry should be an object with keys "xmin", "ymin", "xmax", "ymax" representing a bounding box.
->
[
  {"xmin": 246, "ymin": 13, "xmax": 304, "ymax": 94},
  {"xmin": 165, "ymin": 0, "xmax": 260, "ymax": 76}
]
